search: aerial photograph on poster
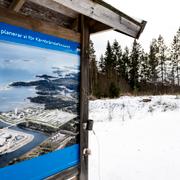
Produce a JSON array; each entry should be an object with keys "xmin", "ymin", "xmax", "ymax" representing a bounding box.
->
[{"xmin": 0, "ymin": 27, "xmax": 80, "ymax": 168}]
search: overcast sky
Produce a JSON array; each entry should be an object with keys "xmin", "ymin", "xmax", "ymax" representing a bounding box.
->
[{"xmin": 91, "ymin": 0, "xmax": 180, "ymax": 59}]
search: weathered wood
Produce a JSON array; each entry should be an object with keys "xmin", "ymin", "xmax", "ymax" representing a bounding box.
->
[
  {"xmin": 34, "ymin": 0, "xmax": 144, "ymax": 38},
  {"xmin": 0, "ymin": 0, "xmax": 11, "ymax": 8},
  {"xmin": 0, "ymin": 7, "xmax": 80, "ymax": 42},
  {"xmin": 89, "ymin": 19, "xmax": 110, "ymax": 34},
  {"xmin": 20, "ymin": 1, "xmax": 75, "ymax": 29},
  {"xmin": 72, "ymin": 17, "xmax": 79, "ymax": 32},
  {"xmin": 9, "ymin": 0, "xmax": 26, "ymax": 12},
  {"xmin": 93, "ymin": 0, "xmax": 142, "ymax": 26},
  {"xmin": 80, "ymin": 15, "xmax": 89, "ymax": 180},
  {"xmin": 29, "ymin": 0, "xmax": 78, "ymax": 19}
]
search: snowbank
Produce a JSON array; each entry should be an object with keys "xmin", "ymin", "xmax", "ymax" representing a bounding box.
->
[{"xmin": 89, "ymin": 95, "xmax": 180, "ymax": 180}]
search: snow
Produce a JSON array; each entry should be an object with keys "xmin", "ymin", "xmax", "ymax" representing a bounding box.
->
[
  {"xmin": 89, "ymin": 95, "xmax": 180, "ymax": 180},
  {"xmin": 0, "ymin": 137, "xmax": 6, "ymax": 146}
]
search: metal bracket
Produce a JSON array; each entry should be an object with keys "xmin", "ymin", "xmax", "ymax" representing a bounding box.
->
[
  {"xmin": 83, "ymin": 119, "xmax": 94, "ymax": 131},
  {"xmin": 83, "ymin": 148, "xmax": 92, "ymax": 156}
]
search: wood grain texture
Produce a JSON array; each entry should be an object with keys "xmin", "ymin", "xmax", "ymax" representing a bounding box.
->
[
  {"xmin": 80, "ymin": 15, "xmax": 89, "ymax": 180},
  {"xmin": 29, "ymin": 0, "xmax": 78, "ymax": 19},
  {"xmin": 0, "ymin": 7, "xmax": 80, "ymax": 42},
  {"xmin": 9, "ymin": 0, "xmax": 26, "ymax": 12},
  {"xmin": 20, "ymin": 1, "xmax": 75, "ymax": 29},
  {"xmin": 50, "ymin": 0, "xmax": 143, "ymax": 38}
]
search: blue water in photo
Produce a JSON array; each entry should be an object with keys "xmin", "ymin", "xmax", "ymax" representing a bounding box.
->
[
  {"xmin": 0, "ymin": 121, "xmax": 48, "ymax": 168},
  {"xmin": 0, "ymin": 41, "xmax": 80, "ymax": 112}
]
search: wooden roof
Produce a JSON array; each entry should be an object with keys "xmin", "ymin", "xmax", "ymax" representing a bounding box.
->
[{"xmin": 0, "ymin": 0, "xmax": 146, "ymax": 39}]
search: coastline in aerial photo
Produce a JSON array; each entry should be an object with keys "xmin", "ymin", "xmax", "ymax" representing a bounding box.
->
[{"xmin": 0, "ymin": 41, "xmax": 80, "ymax": 168}]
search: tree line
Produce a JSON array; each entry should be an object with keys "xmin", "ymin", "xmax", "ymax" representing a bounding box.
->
[{"xmin": 89, "ymin": 27, "xmax": 180, "ymax": 98}]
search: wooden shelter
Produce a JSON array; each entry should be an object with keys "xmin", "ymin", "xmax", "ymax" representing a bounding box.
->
[{"xmin": 0, "ymin": 0, "xmax": 146, "ymax": 179}]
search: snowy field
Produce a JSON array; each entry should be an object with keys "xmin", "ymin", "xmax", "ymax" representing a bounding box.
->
[{"xmin": 89, "ymin": 95, "xmax": 180, "ymax": 180}]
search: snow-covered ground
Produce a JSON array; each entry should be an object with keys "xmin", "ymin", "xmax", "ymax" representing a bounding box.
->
[{"xmin": 89, "ymin": 95, "xmax": 180, "ymax": 180}]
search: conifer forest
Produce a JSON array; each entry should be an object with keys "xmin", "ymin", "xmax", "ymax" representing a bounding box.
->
[{"xmin": 89, "ymin": 28, "xmax": 180, "ymax": 98}]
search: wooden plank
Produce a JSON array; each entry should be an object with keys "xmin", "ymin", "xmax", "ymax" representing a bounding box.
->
[
  {"xmin": 9, "ymin": 0, "xmax": 26, "ymax": 12},
  {"xmin": 29, "ymin": 0, "xmax": 78, "ymax": 19},
  {"xmin": 72, "ymin": 17, "xmax": 79, "ymax": 32},
  {"xmin": 89, "ymin": 19, "xmax": 111, "ymax": 34},
  {"xmin": 34, "ymin": 0, "xmax": 144, "ymax": 38},
  {"xmin": 0, "ymin": 7, "xmax": 80, "ymax": 42},
  {"xmin": 80, "ymin": 15, "xmax": 89, "ymax": 180},
  {"xmin": 93, "ymin": 0, "xmax": 142, "ymax": 26}
]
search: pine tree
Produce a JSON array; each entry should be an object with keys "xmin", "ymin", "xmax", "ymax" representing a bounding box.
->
[
  {"xmin": 89, "ymin": 40, "xmax": 98, "ymax": 95},
  {"xmin": 139, "ymin": 50, "xmax": 150, "ymax": 83},
  {"xmin": 149, "ymin": 39, "xmax": 158, "ymax": 83},
  {"xmin": 170, "ymin": 37, "xmax": 177, "ymax": 85},
  {"xmin": 129, "ymin": 40, "xmax": 142, "ymax": 90},
  {"xmin": 104, "ymin": 41, "xmax": 114, "ymax": 76},
  {"xmin": 112, "ymin": 39, "xmax": 122, "ymax": 75},
  {"xmin": 89, "ymin": 39, "xmax": 96, "ymax": 61},
  {"xmin": 156, "ymin": 35, "xmax": 167, "ymax": 85},
  {"xmin": 122, "ymin": 46, "xmax": 130, "ymax": 81},
  {"xmin": 170, "ymin": 28, "xmax": 180, "ymax": 86},
  {"xmin": 103, "ymin": 41, "xmax": 120, "ymax": 97},
  {"xmin": 99, "ymin": 54, "xmax": 105, "ymax": 72}
]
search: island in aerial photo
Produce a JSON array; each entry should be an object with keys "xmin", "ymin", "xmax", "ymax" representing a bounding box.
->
[{"xmin": 0, "ymin": 41, "xmax": 80, "ymax": 168}]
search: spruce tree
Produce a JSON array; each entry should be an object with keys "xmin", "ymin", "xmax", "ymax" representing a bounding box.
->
[
  {"xmin": 170, "ymin": 28, "xmax": 180, "ymax": 86},
  {"xmin": 104, "ymin": 41, "xmax": 114, "ymax": 75},
  {"xmin": 89, "ymin": 39, "xmax": 96, "ymax": 61},
  {"xmin": 156, "ymin": 35, "xmax": 167, "ymax": 85},
  {"xmin": 99, "ymin": 54, "xmax": 105, "ymax": 72},
  {"xmin": 112, "ymin": 39, "xmax": 122, "ymax": 75},
  {"xmin": 149, "ymin": 39, "xmax": 158, "ymax": 84},
  {"xmin": 170, "ymin": 37, "xmax": 177, "ymax": 85},
  {"xmin": 104, "ymin": 40, "xmax": 120, "ymax": 97},
  {"xmin": 89, "ymin": 40, "xmax": 98, "ymax": 95},
  {"xmin": 139, "ymin": 50, "xmax": 150, "ymax": 83},
  {"xmin": 122, "ymin": 46, "xmax": 130, "ymax": 81},
  {"xmin": 129, "ymin": 40, "xmax": 142, "ymax": 90}
]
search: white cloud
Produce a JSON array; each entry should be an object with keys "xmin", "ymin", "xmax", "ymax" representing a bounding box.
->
[{"xmin": 0, "ymin": 41, "xmax": 80, "ymax": 74}]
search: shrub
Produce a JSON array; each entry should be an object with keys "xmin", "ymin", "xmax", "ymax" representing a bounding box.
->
[{"xmin": 109, "ymin": 82, "xmax": 120, "ymax": 98}]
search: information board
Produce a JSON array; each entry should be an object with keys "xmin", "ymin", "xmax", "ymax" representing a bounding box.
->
[{"xmin": 0, "ymin": 22, "xmax": 80, "ymax": 179}]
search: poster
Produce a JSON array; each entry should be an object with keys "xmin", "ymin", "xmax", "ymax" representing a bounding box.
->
[{"xmin": 0, "ymin": 22, "xmax": 80, "ymax": 169}]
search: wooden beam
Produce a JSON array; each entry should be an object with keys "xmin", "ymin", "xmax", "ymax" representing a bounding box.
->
[
  {"xmin": 29, "ymin": 0, "xmax": 78, "ymax": 19},
  {"xmin": 9, "ymin": 0, "xmax": 26, "ymax": 12},
  {"xmin": 80, "ymin": 15, "xmax": 89, "ymax": 180},
  {"xmin": 72, "ymin": 17, "xmax": 79, "ymax": 32},
  {"xmin": 0, "ymin": 7, "xmax": 80, "ymax": 42},
  {"xmin": 89, "ymin": 19, "xmax": 111, "ymax": 34},
  {"xmin": 31, "ymin": 0, "xmax": 144, "ymax": 38}
]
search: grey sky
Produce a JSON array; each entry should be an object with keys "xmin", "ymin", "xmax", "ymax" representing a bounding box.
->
[{"xmin": 91, "ymin": 0, "xmax": 180, "ymax": 59}]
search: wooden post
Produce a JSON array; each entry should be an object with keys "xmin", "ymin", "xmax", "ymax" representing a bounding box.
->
[{"xmin": 80, "ymin": 15, "xmax": 89, "ymax": 180}]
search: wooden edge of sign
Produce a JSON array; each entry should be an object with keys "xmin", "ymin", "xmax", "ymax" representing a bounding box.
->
[
  {"xmin": 0, "ymin": 6, "xmax": 80, "ymax": 43},
  {"xmin": 79, "ymin": 15, "xmax": 89, "ymax": 180}
]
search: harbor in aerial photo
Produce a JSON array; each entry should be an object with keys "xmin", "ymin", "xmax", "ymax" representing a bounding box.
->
[{"xmin": 0, "ymin": 41, "xmax": 80, "ymax": 168}]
